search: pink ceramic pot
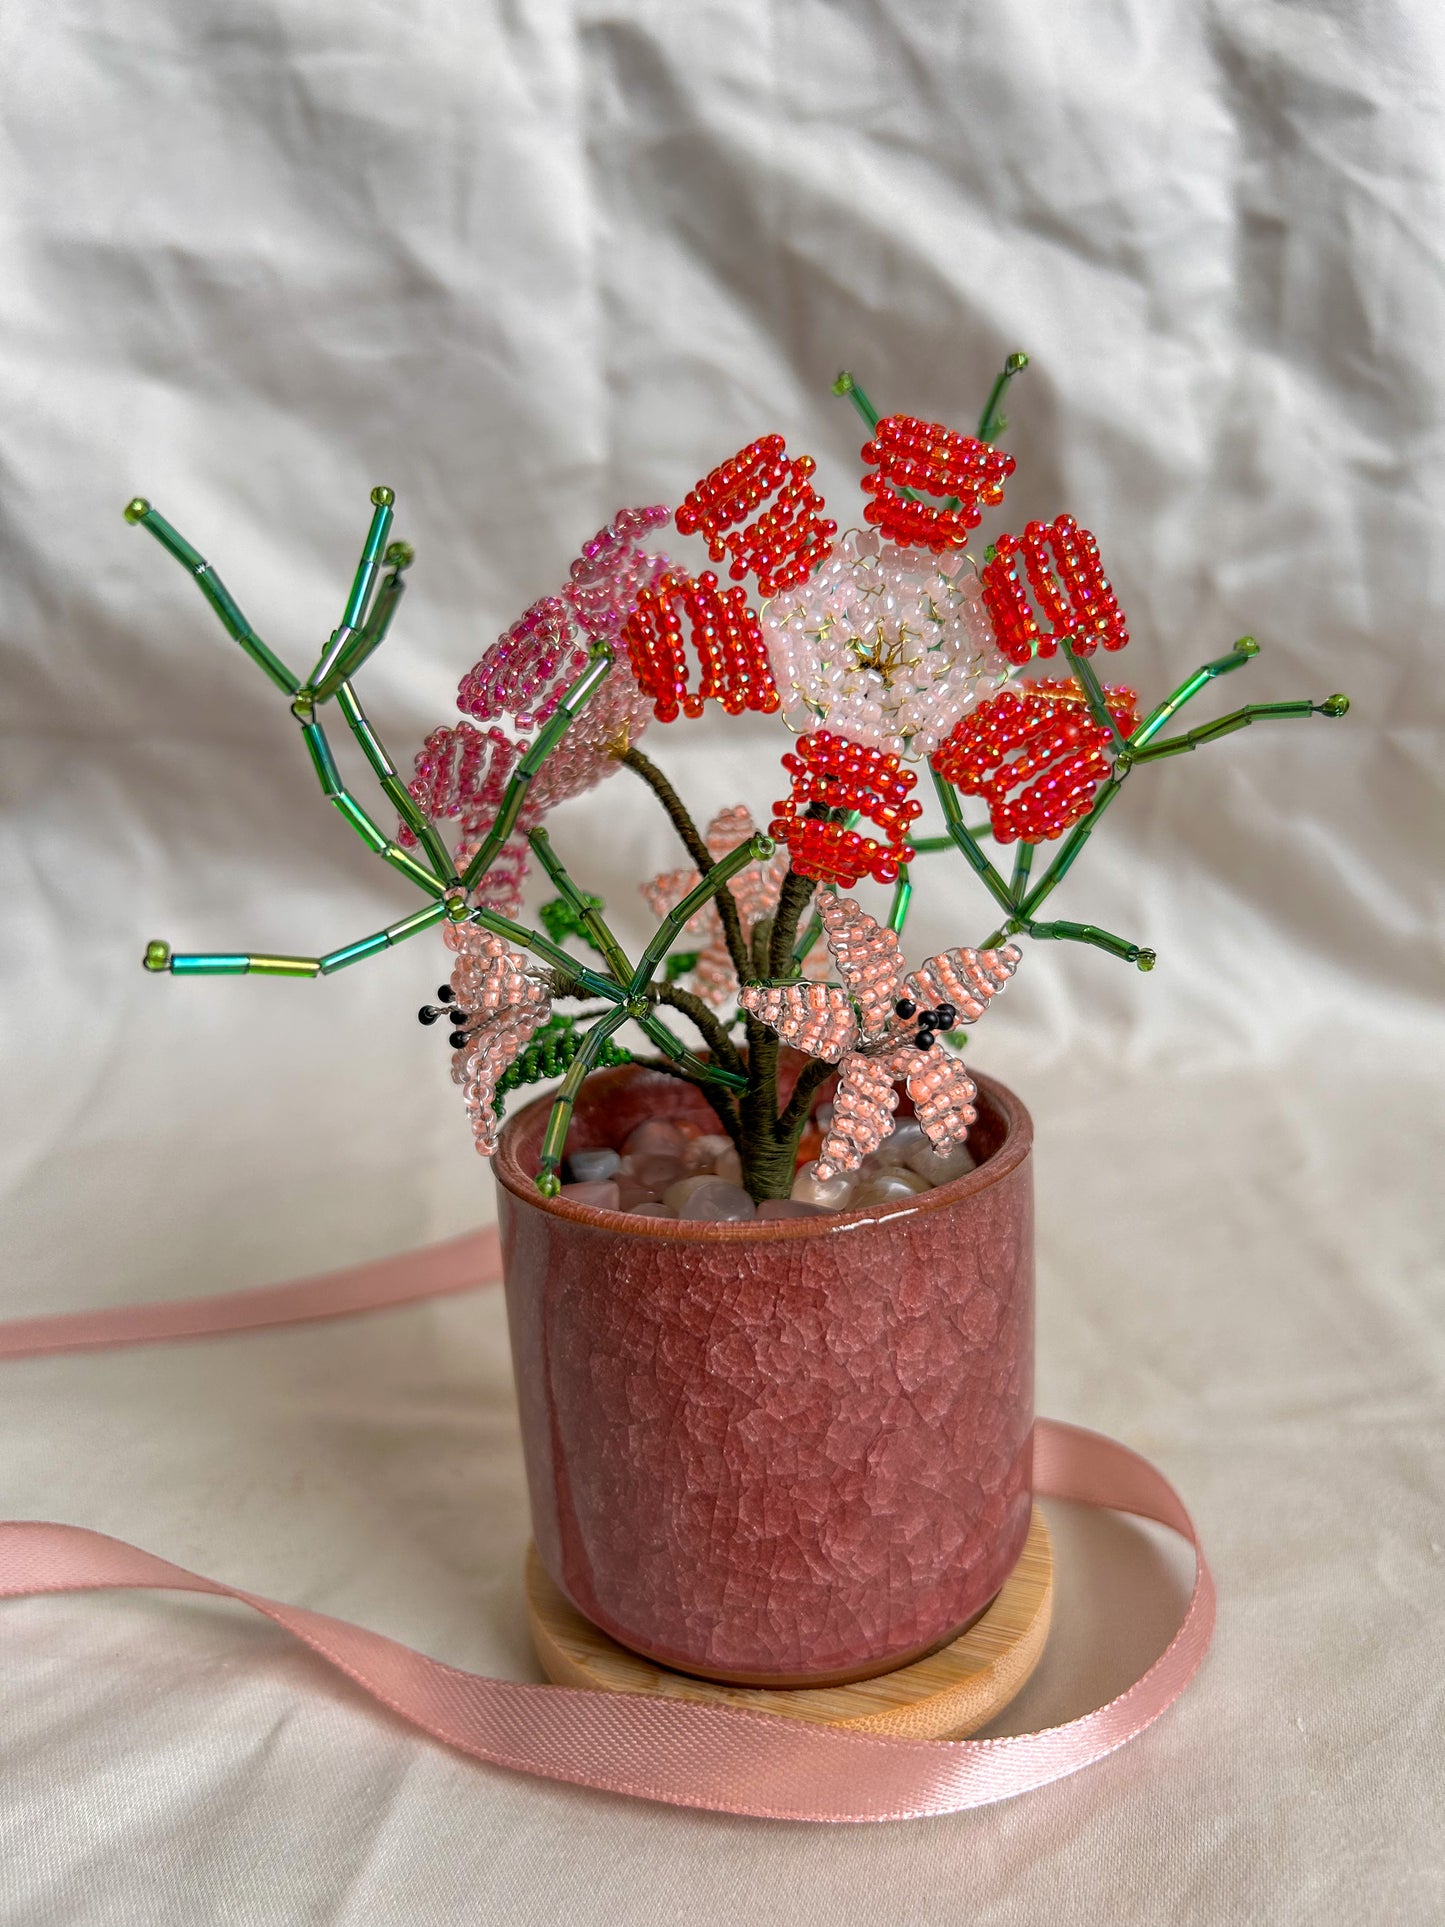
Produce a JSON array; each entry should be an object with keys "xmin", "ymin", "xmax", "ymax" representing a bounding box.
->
[{"xmin": 493, "ymin": 1065, "xmax": 1034, "ymax": 1687}]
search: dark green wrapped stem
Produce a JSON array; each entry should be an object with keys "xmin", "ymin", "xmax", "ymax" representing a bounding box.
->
[
  {"xmin": 528, "ymin": 828, "xmax": 632, "ymax": 984},
  {"xmin": 616, "ymin": 745, "xmax": 753, "ymax": 984},
  {"xmin": 123, "ymin": 499, "xmax": 300, "ymax": 696},
  {"xmin": 647, "ymin": 983, "xmax": 746, "ymax": 1078},
  {"xmin": 933, "ymin": 771, "xmax": 1017, "ymax": 919},
  {"xmin": 461, "ymin": 650, "xmax": 614, "ymax": 893},
  {"xmin": 767, "ymin": 867, "xmax": 817, "ymax": 979},
  {"xmin": 1130, "ymin": 637, "xmax": 1258, "ymax": 748},
  {"xmin": 536, "ymin": 1008, "xmax": 633, "ymax": 1190}
]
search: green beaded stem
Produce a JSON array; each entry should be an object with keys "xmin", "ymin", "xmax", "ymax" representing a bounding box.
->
[
  {"xmin": 150, "ymin": 900, "xmax": 446, "ymax": 979},
  {"xmin": 304, "ymin": 488, "xmax": 395, "ymax": 695},
  {"xmin": 932, "ymin": 770, "xmax": 1017, "ymax": 919},
  {"xmin": 331, "ymin": 681, "xmax": 455, "ymax": 882},
  {"xmin": 634, "ymin": 1010, "xmax": 748, "ymax": 1091},
  {"xmin": 123, "ymin": 499, "xmax": 300, "ymax": 696},
  {"xmin": 528, "ymin": 828, "xmax": 632, "ymax": 984},
  {"xmin": 464, "ymin": 906, "xmax": 622, "ymax": 1003},
  {"xmin": 887, "ymin": 866, "xmax": 913, "ymax": 933},
  {"xmin": 1012, "ymin": 919, "xmax": 1152, "ymax": 966},
  {"xmin": 1009, "ymin": 839, "xmax": 1035, "ymax": 901},
  {"xmin": 1057, "ymin": 633, "xmax": 1128, "ymax": 750},
  {"xmin": 1017, "ymin": 777, "xmax": 1126, "ymax": 921},
  {"xmin": 910, "ymin": 828, "xmax": 993, "ymax": 852},
  {"xmin": 628, "ymin": 836, "xmax": 772, "ymax": 997},
  {"xmin": 976, "ymin": 351, "xmax": 1029, "ymax": 446},
  {"xmin": 1126, "ymin": 698, "xmax": 1334, "ymax": 762},
  {"xmin": 460, "ymin": 650, "xmax": 614, "ymax": 894},
  {"xmin": 296, "ymin": 715, "xmax": 446, "ymax": 898},
  {"xmin": 313, "ymin": 543, "xmax": 413, "ymax": 704},
  {"xmin": 1130, "ymin": 637, "xmax": 1259, "ymax": 748},
  {"xmin": 831, "ymin": 370, "xmax": 881, "ymax": 431},
  {"xmin": 535, "ymin": 1007, "xmax": 633, "ymax": 1190}
]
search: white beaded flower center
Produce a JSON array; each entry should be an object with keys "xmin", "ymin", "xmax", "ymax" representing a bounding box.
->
[{"xmin": 759, "ymin": 528, "xmax": 1008, "ymax": 761}]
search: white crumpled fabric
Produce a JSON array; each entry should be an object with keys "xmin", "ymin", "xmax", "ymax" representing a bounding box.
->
[{"xmin": 1, "ymin": 3, "xmax": 1441, "ymax": 1922}]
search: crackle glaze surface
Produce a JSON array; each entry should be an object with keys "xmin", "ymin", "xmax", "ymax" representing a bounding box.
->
[{"xmin": 494, "ymin": 1067, "xmax": 1033, "ymax": 1686}]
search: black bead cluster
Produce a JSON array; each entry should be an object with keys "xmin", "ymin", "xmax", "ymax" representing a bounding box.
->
[
  {"xmin": 418, "ymin": 984, "xmax": 474, "ymax": 1049},
  {"xmin": 894, "ymin": 996, "xmax": 958, "ymax": 1052}
]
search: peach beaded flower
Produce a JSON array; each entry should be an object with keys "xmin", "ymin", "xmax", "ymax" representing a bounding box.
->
[
  {"xmin": 442, "ymin": 920, "xmax": 553, "ymax": 1156},
  {"xmin": 740, "ymin": 894, "xmax": 1021, "ymax": 1178}
]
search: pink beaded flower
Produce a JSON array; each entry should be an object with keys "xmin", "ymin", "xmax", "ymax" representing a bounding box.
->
[
  {"xmin": 458, "ymin": 506, "xmax": 670, "ymax": 732},
  {"xmin": 403, "ymin": 648, "xmax": 655, "ymax": 917},
  {"xmin": 740, "ymin": 894, "xmax": 1021, "ymax": 1177},
  {"xmin": 641, "ymin": 806, "xmax": 822, "ymax": 1005},
  {"xmin": 443, "ymin": 919, "xmax": 552, "ymax": 1156}
]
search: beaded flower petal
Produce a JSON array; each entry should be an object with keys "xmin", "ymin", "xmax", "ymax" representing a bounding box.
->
[
  {"xmin": 443, "ymin": 921, "xmax": 552, "ymax": 1157},
  {"xmin": 759, "ymin": 528, "xmax": 1007, "ymax": 763},
  {"xmin": 932, "ymin": 677, "xmax": 1139, "ymax": 844},
  {"xmin": 740, "ymin": 892, "xmax": 1021, "ymax": 1178},
  {"xmin": 458, "ymin": 505, "xmax": 670, "ymax": 732}
]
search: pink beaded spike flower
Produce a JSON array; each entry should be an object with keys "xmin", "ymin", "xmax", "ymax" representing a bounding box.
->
[
  {"xmin": 442, "ymin": 919, "xmax": 552, "ymax": 1157},
  {"xmin": 740, "ymin": 894, "xmax": 1021, "ymax": 1179}
]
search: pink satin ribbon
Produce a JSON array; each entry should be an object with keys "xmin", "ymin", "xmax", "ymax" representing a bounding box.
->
[{"xmin": 0, "ymin": 1229, "xmax": 1215, "ymax": 1823}]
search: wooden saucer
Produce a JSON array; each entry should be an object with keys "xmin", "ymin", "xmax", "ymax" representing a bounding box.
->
[{"xmin": 526, "ymin": 1505, "xmax": 1052, "ymax": 1740}]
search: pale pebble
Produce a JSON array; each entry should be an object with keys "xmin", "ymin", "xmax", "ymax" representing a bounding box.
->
[
  {"xmin": 851, "ymin": 1172, "xmax": 930, "ymax": 1209},
  {"xmin": 558, "ymin": 1179, "xmax": 620, "ymax": 1211},
  {"xmin": 683, "ymin": 1133, "xmax": 734, "ymax": 1174},
  {"xmin": 628, "ymin": 1152, "xmax": 686, "ymax": 1191},
  {"xmin": 791, "ymin": 1166, "xmax": 857, "ymax": 1210},
  {"xmin": 627, "ymin": 1201, "xmax": 678, "ymax": 1219},
  {"xmin": 664, "ymin": 1174, "xmax": 728, "ymax": 1211},
  {"xmin": 623, "ymin": 1119, "xmax": 689, "ymax": 1160},
  {"xmin": 565, "ymin": 1147, "xmax": 620, "ymax": 1183},
  {"xmin": 615, "ymin": 1177, "xmax": 661, "ymax": 1209},
  {"xmin": 870, "ymin": 1120, "xmax": 927, "ymax": 1167},
  {"xmin": 904, "ymin": 1140, "xmax": 978, "ymax": 1184},
  {"xmin": 711, "ymin": 1145, "xmax": 743, "ymax": 1185},
  {"xmin": 678, "ymin": 1180, "xmax": 756, "ymax": 1222}
]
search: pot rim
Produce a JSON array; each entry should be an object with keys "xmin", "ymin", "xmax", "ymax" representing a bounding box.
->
[{"xmin": 492, "ymin": 1065, "xmax": 1032, "ymax": 1243}]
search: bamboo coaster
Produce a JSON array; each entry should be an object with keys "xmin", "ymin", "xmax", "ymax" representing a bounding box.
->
[{"xmin": 526, "ymin": 1505, "xmax": 1052, "ymax": 1740}]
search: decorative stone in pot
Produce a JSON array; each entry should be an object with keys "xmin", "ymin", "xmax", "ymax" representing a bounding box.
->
[{"xmin": 494, "ymin": 1063, "xmax": 1034, "ymax": 1688}]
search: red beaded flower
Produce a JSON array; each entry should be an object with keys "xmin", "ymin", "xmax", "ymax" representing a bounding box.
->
[
  {"xmin": 931, "ymin": 678, "xmax": 1139, "ymax": 845},
  {"xmin": 622, "ymin": 568, "xmax": 781, "ymax": 722},
  {"xmin": 980, "ymin": 515, "xmax": 1129, "ymax": 665},
  {"xmin": 674, "ymin": 436, "xmax": 836, "ymax": 596},
  {"xmin": 769, "ymin": 730, "xmax": 922, "ymax": 888},
  {"xmin": 859, "ymin": 414, "xmax": 1015, "ymax": 552}
]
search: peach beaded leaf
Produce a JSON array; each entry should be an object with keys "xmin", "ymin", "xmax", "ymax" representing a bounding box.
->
[
  {"xmin": 740, "ymin": 894, "xmax": 1021, "ymax": 1178},
  {"xmin": 443, "ymin": 921, "xmax": 553, "ymax": 1157}
]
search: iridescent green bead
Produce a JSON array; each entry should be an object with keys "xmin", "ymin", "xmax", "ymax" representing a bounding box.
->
[
  {"xmin": 1136, "ymin": 949, "xmax": 1157, "ymax": 972},
  {"xmin": 1323, "ymin": 693, "xmax": 1350, "ymax": 717},
  {"xmin": 143, "ymin": 939, "xmax": 171, "ymax": 972},
  {"xmin": 370, "ymin": 484, "xmax": 395, "ymax": 507},
  {"xmin": 124, "ymin": 497, "xmax": 150, "ymax": 524}
]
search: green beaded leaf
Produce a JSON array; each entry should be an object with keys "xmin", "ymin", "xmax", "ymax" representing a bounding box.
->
[
  {"xmin": 538, "ymin": 893, "xmax": 609, "ymax": 951},
  {"xmin": 663, "ymin": 950, "xmax": 701, "ymax": 983},
  {"xmin": 493, "ymin": 1013, "xmax": 633, "ymax": 1115}
]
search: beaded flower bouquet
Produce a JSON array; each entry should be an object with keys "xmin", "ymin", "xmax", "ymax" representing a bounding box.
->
[{"xmin": 133, "ymin": 357, "xmax": 1346, "ymax": 1693}]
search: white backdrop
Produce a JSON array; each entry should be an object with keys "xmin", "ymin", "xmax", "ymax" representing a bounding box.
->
[{"xmin": 2, "ymin": 3, "xmax": 1442, "ymax": 1922}]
